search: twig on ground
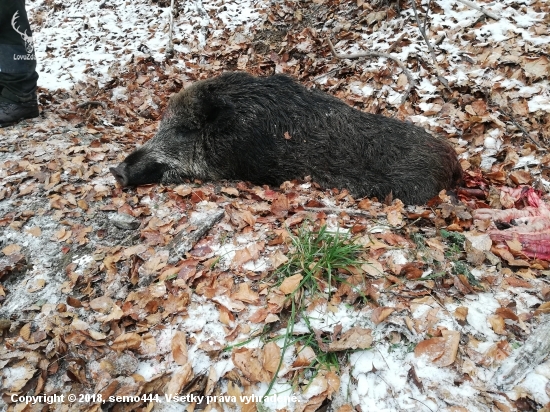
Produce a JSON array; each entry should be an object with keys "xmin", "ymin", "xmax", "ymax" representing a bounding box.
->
[
  {"xmin": 327, "ymin": 37, "xmax": 415, "ymax": 104},
  {"xmin": 165, "ymin": 0, "xmax": 175, "ymax": 57},
  {"xmin": 409, "ymin": 397, "xmax": 435, "ymax": 412},
  {"xmin": 167, "ymin": 208, "xmax": 225, "ymax": 264},
  {"xmin": 456, "ymin": 0, "xmax": 501, "ymax": 20},
  {"xmin": 312, "ymin": 67, "xmax": 342, "ymax": 82},
  {"xmin": 77, "ymin": 101, "xmax": 106, "ymax": 109},
  {"xmin": 387, "ymin": 32, "xmax": 406, "ymax": 54},
  {"xmin": 492, "ymin": 314, "xmax": 550, "ymax": 390},
  {"xmin": 303, "ymin": 206, "xmax": 374, "ymax": 217},
  {"xmin": 410, "ymin": 0, "xmax": 451, "ymax": 92},
  {"xmin": 423, "ymin": 0, "xmax": 433, "ymax": 33},
  {"xmin": 499, "ymin": 108, "xmax": 544, "ymax": 149},
  {"xmin": 410, "ymin": 0, "xmax": 437, "ymax": 65}
]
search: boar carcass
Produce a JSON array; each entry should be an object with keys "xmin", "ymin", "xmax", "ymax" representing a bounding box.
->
[{"xmin": 110, "ymin": 72, "xmax": 462, "ymax": 205}]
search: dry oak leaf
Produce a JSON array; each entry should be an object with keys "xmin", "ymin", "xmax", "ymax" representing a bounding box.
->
[
  {"xmin": 171, "ymin": 331, "xmax": 188, "ymax": 366},
  {"xmin": 0, "ymin": 253, "xmax": 26, "ymax": 278},
  {"xmin": 232, "ymin": 247, "xmax": 255, "ymax": 267},
  {"xmin": 110, "ymin": 332, "xmax": 142, "ymax": 352},
  {"xmin": 237, "ymin": 209, "xmax": 257, "ymax": 227},
  {"xmin": 165, "ymin": 364, "xmax": 193, "ymax": 396},
  {"xmin": 293, "ymin": 346, "xmax": 317, "ymax": 367},
  {"xmin": 303, "ymin": 373, "xmax": 328, "ymax": 398},
  {"xmin": 424, "ymin": 237, "xmax": 446, "ymax": 262},
  {"xmin": 505, "ymin": 276, "xmax": 533, "ymax": 288},
  {"xmin": 279, "ymin": 273, "xmax": 303, "ymax": 294},
  {"xmin": 488, "ymin": 314, "xmax": 506, "ymax": 334},
  {"xmin": 231, "ymin": 282, "xmax": 260, "ymax": 304},
  {"xmin": 2, "ymin": 243, "xmax": 21, "ymax": 256},
  {"xmin": 228, "ymin": 208, "xmax": 256, "ymax": 229},
  {"xmin": 359, "ymin": 235, "xmax": 389, "ymax": 251},
  {"xmin": 371, "ymin": 307, "xmax": 396, "ymax": 325},
  {"xmin": 27, "ymin": 278, "xmax": 46, "ymax": 293},
  {"xmin": 249, "ymin": 307, "xmax": 269, "ymax": 323},
  {"xmin": 90, "ymin": 296, "xmax": 115, "ymax": 313},
  {"xmin": 357, "ymin": 198, "xmax": 372, "ymax": 210},
  {"xmin": 270, "ymin": 193, "xmax": 289, "ymax": 217},
  {"xmin": 140, "ymin": 250, "xmax": 169, "ymax": 276},
  {"xmin": 219, "ymin": 305, "xmax": 233, "ymax": 325},
  {"xmin": 1, "ymin": 364, "xmax": 36, "ymax": 391},
  {"xmin": 267, "ymin": 289, "xmax": 286, "ymax": 313},
  {"xmin": 265, "ymin": 313, "xmax": 280, "ymax": 323},
  {"xmin": 326, "ymin": 371, "xmax": 341, "ymax": 399},
  {"xmin": 299, "ymin": 374, "xmax": 329, "ymax": 412},
  {"xmin": 534, "ymin": 301, "xmax": 550, "ymax": 316},
  {"xmin": 232, "ymin": 347, "xmax": 272, "ymax": 383},
  {"xmin": 99, "ymin": 380, "xmax": 120, "ymax": 401},
  {"xmin": 269, "ymin": 249, "xmax": 289, "ymax": 269},
  {"xmin": 491, "ymin": 247, "xmax": 529, "ymax": 267},
  {"xmin": 464, "ymin": 232, "xmax": 492, "ymax": 251},
  {"xmin": 221, "ymin": 186, "xmax": 239, "ymax": 197},
  {"xmin": 52, "ymin": 227, "xmax": 72, "ymax": 242},
  {"xmin": 486, "ymin": 340, "xmax": 510, "ymax": 362},
  {"xmin": 495, "ymin": 307, "xmax": 519, "ymax": 322},
  {"xmin": 414, "ymin": 329, "xmax": 460, "ymax": 366},
  {"xmin": 228, "ymin": 381, "xmax": 257, "ymax": 412},
  {"xmin": 522, "ymin": 56, "xmax": 550, "ymax": 80},
  {"xmin": 212, "ymin": 295, "xmax": 246, "ymax": 313},
  {"xmin": 328, "ymin": 327, "xmax": 373, "ymax": 352},
  {"xmin": 454, "ymin": 306, "xmax": 469, "ymax": 323},
  {"xmin": 96, "ymin": 304, "xmax": 124, "ymax": 323},
  {"xmin": 400, "ymin": 262, "xmax": 424, "ymax": 280},
  {"xmin": 510, "ymin": 170, "xmax": 532, "ymax": 185},
  {"xmin": 232, "ymin": 242, "xmax": 264, "ymax": 267},
  {"xmin": 336, "ymin": 406, "xmax": 355, "ymax": 412},
  {"xmin": 384, "ymin": 200, "xmax": 404, "ymax": 226},
  {"xmin": 361, "ymin": 259, "xmax": 385, "ymax": 277},
  {"xmin": 262, "ymin": 341, "xmax": 282, "ymax": 374},
  {"xmin": 19, "ymin": 323, "xmax": 31, "ymax": 341},
  {"xmin": 123, "ymin": 244, "xmax": 147, "ymax": 258}
]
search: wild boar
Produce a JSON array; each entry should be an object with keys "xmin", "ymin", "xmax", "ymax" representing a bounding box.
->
[{"xmin": 110, "ymin": 72, "xmax": 462, "ymax": 204}]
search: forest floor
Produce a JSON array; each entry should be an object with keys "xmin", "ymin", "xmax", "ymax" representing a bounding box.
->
[{"xmin": 1, "ymin": 0, "xmax": 550, "ymax": 411}]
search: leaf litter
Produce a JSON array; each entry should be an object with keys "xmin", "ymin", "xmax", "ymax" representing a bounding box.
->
[{"xmin": 1, "ymin": 0, "xmax": 550, "ymax": 411}]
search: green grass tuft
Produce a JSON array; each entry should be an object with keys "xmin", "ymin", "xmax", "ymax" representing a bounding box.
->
[
  {"xmin": 276, "ymin": 224, "xmax": 364, "ymax": 297},
  {"xmin": 261, "ymin": 224, "xmax": 365, "ymax": 399}
]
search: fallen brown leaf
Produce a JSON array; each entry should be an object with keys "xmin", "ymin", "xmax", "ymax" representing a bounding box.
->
[
  {"xmin": 262, "ymin": 341, "xmax": 281, "ymax": 374},
  {"xmin": 110, "ymin": 332, "xmax": 142, "ymax": 352},
  {"xmin": 171, "ymin": 331, "xmax": 188, "ymax": 366},
  {"xmin": 165, "ymin": 364, "xmax": 193, "ymax": 396},
  {"xmin": 2, "ymin": 243, "xmax": 21, "ymax": 256},
  {"xmin": 232, "ymin": 347, "xmax": 272, "ymax": 383},
  {"xmin": 371, "ymin": 307, "xmax": 396, "ymax": 325},
  {"xmin": 231, "ymin": 282, "xmax": 260, "ymax": 304},
  {"xmin": 414, "ymin": 329, "xmax": 460, "ymax": 366},
  {"xmin": 279, "ymin": 273, "xmax": 303, "ymax": 294},
  {"xmin": 328, "ymin": 327, "xmax": 372, "ymax": 351}
]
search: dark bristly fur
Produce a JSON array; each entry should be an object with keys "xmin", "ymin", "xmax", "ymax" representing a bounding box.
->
[{"xmin": 110, "ymin": 72, "xmax": 462, "ymax": 204}]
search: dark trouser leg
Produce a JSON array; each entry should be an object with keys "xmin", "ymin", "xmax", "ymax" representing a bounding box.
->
[
  {"xmin": 0, "ymin": 0, "xmax": 39, "ymax": 103},
  {"xmin": 0, "ymin": 71, "xmax": 38, "ymax": 103}
]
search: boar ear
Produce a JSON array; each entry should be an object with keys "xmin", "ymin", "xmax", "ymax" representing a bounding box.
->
[
  {"xmin": 200, "ymin": 96, "xmax": 235, "ymax": 126},
  {"xmin": 170, "ymin": 90, "xmax": 235, "ymax": 128}
]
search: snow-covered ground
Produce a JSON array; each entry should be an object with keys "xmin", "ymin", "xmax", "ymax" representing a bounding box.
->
[{"xmin": 1, "ymin": 0, "xmax": 550, "ymax": 411}]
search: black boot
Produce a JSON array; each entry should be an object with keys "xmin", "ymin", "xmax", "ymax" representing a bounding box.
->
[{"xmin": 0, "ymin": 98, "xmax": 39, "ymax": 127}]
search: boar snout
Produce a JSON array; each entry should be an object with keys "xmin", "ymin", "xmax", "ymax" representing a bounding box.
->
[
  {"xmin": 110, "ymin": 147, "xmax": 172, "ymax": 187},
  {"xmin": 110, "ymin": 164, "xmax": 129, "ymax": 187}
]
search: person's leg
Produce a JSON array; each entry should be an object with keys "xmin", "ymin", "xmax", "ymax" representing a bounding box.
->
[{"xmin": 0, "ymin": 0, "xmax": 39, "ymax": 126}]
